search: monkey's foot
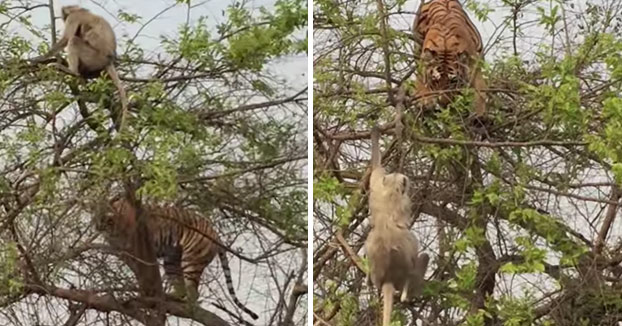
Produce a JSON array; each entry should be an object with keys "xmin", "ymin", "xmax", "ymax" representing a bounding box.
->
[
  {"xmin": 400, "ymin": 286, "xmax": 409, "ymax": 302},
  {"xmin": 48, "ymin": 63, "xmax": 80, "ymax": 76}
]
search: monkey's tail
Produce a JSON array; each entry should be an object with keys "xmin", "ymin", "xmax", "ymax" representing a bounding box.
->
[
  {"xmin": 382, "ymin": 282, "xmax": 394, "ymax": 326},
  {"xmin": 218, "ymin": 251, "xmax": 259, "ymax": 320},
  {"xmin": 105, "ymin": 64, "xmax": 128, "ymax": 132}
]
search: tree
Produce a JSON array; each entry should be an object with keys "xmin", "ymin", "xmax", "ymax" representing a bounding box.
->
[
  {"xmin": 0, "ymin": 1, "xmax": 308, "ymax": 325},
  {"xmin": 313, "ymin": 0, "xmax": 622, "ymax": 325}
]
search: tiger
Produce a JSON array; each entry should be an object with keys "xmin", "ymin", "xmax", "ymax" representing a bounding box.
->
[
  {"xmin": 412, "ymin": 0, "xmax": 486, "ymax": 117},
  {"xmin": 94, "ymin": 197, "xmax": 259, "ymax": 320}
]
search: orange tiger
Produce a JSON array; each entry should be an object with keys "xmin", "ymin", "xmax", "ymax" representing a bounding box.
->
[
  {"xmin": 95, "ymin": 197, "xmax": 259, "ymax": 320},
  {"xmin": 412, "ymin": 0, "xmax": 486, "ymax": 117}
]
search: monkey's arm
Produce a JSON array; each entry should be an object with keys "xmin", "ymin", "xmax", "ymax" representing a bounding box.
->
[
  {"xmin": 370, "ymin": 126, "xmax": 381, "ymax": 169},
  {"xmin": 30, "ymin": 14, "xmax": 81, "ymax": 63},
  {"xmin": 29, "ymin": 37, "xmax": 68, "ymax": 63},
  {"xmin": 369, "ymin": 125, "xmax": 386, "ymax": 191}
]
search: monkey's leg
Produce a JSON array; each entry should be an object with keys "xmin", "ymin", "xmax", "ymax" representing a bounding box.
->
[
  {"xmin": 400, "ymin": 280, "xmax": 409, "ymax": 302},
  {"xmin": 382, "ymin": 283, "xmax": 395, "ymax": 326},
  {"xmin": 48, "ymin": 63, "xmax": 79, "ymax": 76},
  {"xmin": 67, "ymin": 36, "xmax": 109, "ymax": 76},
  {"xmin": 408, "ymin": 253, "xmax": 430, "ymax": 299},
  {"xmin": 66, "ymin": 36, "xmax": 83, "ymax": 75}
]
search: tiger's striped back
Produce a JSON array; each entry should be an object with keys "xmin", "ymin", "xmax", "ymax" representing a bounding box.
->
[
  {"xmin": 97, "ymin": 198, "xmax": 258, "ymax": 320},
  {"xmin": 412, "ymin": 0, "xmax": 486, "ymax": 116},
  {"xmin": 147, "ymin": 205, "xmax": 221, "ymax": 296},
  {"xmin": 413, "ymin": 0, "xmax": 482, "ymax": 56}
]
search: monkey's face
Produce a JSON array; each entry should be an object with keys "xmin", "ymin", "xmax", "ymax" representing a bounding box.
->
[
  {"xmin": 382, "ymin": 173, "xmax": 410, "ymax": 197},
  {"xmin": 368, "ymin": 170, "xmax": 413, "ymax": 227}
]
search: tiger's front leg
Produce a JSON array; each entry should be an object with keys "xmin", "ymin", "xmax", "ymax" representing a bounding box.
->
[
  {"xmin": 162, "ymin": 246, "xmax": 187, "ymax": 299},
  {"xmin": 470, "ymin": 67, "xmax": 487, "ymax": 117},
  {"xmin": 414, "ymin": 79, "xmax": 438, "ymax": 112}
]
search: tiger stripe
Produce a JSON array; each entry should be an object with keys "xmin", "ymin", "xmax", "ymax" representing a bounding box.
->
[
  {"xmin": 411, "ymin": 0, "xmax": 487, "ymax": 116},
  {"xmin": 413, "ymin": 0, "xmax": 482, "ymax": 56},
  {"xmin": 99, "ymin": 198, "xmax": 259, "ymax": 320}
]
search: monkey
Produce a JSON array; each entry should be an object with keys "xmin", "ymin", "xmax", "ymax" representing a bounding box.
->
[
  {"xmin": 365, "ymin": 126, "xmax": 429, "ymax": 326},
  {"xmin": 30, "ymin": 6, "xmax": 128, "ymax": 131},
  {"xmin": 367, "ymin": 126, "xmax": 411, "ymax": 228}
]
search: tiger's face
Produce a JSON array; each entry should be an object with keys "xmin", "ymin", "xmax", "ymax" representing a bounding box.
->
[
  {"xmin": 420, "ymin": 26, "xmax": 474, "ymax": 91},
  {"xmin": 92, "ymin": 198, "xmax": 137, "ymax": 246},
  {"xmin": 92, "ymin": 200, "xmax": 113, "ymax": 231}
]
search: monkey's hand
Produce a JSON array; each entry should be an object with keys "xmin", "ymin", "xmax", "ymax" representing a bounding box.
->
[
  {"xmin": 400, "ymin": 282, "xmax": 409, "ymax": 302},
  {"xmin": 370, "ymin": 125, "xmax": 381, "ymax": 140},
  {"xmin": 370, "ymin": 125, "xmax": 381, "ymax": 169},
  {"xmin": 28, "ymin": 55, "xmax": 57, "ymax": 65},
  {"xmin": 28, "ymin": 38, "xmax": 68, "ymax": 64}
]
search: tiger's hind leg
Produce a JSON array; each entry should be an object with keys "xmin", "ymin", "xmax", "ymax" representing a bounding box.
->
[
  {"xmin": 182, "ymin": 267, "xmax": 205, "ymax": 302},
  {"xmin": 181, "ymin": 255, "xmax": 213, "ymax": 302}
]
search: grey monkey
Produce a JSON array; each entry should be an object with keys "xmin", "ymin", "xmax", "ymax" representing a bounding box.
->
[{"xmin": 365, "ymin": 126, "xmax": 429, "ymax": 326}]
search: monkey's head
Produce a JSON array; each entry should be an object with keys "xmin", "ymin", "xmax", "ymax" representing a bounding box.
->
[
  {"xmin": 382, "ymin": 173, "xmax": 410, "ymax": 196},
  {"xmin": 61, "ymin": 5, "xmax": 88, "ymax": 21}
]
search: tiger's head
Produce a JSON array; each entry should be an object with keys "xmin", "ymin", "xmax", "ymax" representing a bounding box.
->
[
  {"xmin": 420, "ymin": 24, "xmax": 477, "ymax": 91},
  {"xmin": 92, "ymin": 197, "xmax": 137, "ymax": 246}
]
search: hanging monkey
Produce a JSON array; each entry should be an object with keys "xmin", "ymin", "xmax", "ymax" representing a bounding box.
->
[{"xmin": 365, "ymin": 126, "xmax": 429, "ymax": 326}]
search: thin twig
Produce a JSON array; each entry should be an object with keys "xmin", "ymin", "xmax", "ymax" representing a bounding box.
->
[
  {"xmin": 335, "ymin": 230, "xmax": 366, "ymax": 274},
  {"xmin": 594, "ymin": 186, "xmax": 620, "ymax": 254},
  {"xmin": 375, "ymin": 0, "xmax": 394, "ymax": 105}
]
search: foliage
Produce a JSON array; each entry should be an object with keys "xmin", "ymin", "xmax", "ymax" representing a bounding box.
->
[
  {"xmin": 313, "ymin": 0, "xmax": 622, "ymax": 325},
  {"xmin": 0, "ymin": 1, "xmax": 307, "ymax": 325}
]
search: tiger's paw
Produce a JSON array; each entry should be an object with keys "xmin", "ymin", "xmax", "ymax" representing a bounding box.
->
[
  {"xmin": 165, "ymin": 282, "xmax": 189, "ymax": 301},
  {"xmin": 467, "ymin": 114, "xmax": 492, "ymax": 139}
]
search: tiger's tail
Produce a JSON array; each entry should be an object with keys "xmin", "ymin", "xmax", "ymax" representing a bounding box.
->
[{"xmin": 218, "ymin": 251, "xmax": 259, "ymax": 320}]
